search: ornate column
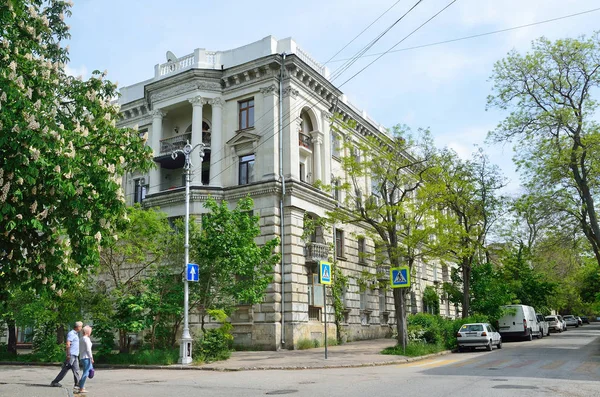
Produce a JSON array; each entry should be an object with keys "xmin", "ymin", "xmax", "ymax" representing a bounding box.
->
[
  {"xmin": 209, "ymin": 97, "xmax": 223, "ymax": 187},
  {"xmin": 310, "ymin": 131, "xmax": 324, "ymax": 184},
  {"xmin": 149, "ymin": 109, "xmax": 165, "ymax": 194},
  {"xmin": 189, "ymin": 96, "xmax": 205, "ymax": 186},
  {"xmin": 189, "ymin": 96, "xmax": 204, "ymax": 149},
  {"xmin": 321, "ymin": 111, "xmax": 332, "ymax": 187}
]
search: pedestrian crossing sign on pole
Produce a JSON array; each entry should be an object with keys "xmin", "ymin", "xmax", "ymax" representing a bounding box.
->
[
  {"xmin": 319, "ymin": 261, "xmax": 332, "ymax": 285},
  {"xmin": 390, "ymin": 266, "xmax": 410, "ymax": 288}
]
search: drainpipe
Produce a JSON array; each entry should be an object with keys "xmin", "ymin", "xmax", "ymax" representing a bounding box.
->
[{"xmin": 279, "ymin": 53, "xmax": 286, "ymax": 347}]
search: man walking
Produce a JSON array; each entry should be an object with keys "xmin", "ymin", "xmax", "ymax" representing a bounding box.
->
[{"xmin": 51, "ymin": 321, "xmax": 82, "ymax": 392}]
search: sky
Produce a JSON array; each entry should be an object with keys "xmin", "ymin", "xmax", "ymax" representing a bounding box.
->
[{"xmin": 64, "ymin": 0, "xmax": 600, "ymax": 193}]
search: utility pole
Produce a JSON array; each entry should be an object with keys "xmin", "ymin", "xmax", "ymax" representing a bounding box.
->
[{"xmin": 171, "ymin": 141, "xmax": 207, "ymax": 365}]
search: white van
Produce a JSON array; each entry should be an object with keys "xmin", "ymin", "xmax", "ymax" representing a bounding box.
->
[{"xmin": 497, "ymin": 305, "xmax": 542, "ymax": 341}]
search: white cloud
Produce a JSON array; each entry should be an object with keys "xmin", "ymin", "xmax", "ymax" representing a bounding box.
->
[{"xmin": 65, "ymin": 64, "xmax": 88, "ymax": 79}]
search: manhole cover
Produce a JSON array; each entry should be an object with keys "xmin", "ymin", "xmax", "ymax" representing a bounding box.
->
[
  {"xmin": 266, "ymin": 390, "xmax": 298, "ymax": 395},
  {"xmin": 493, "ymin": 385, "xmax": 538, "ymax": 390}
]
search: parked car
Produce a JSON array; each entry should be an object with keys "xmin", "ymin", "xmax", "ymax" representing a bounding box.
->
[
  {"xmin": 580, "ymin": 316, "xmax": 590, "ymax": 324},
  {"xmin": 536, "ymin": 314, "xmax": 550, "ymax": 337},
  {"xmin": 563, "ymin": 315, "xmax": 579, "ymax": 327},
  {"xmin": 545, "ymin": 315, "xmax": 563, "ymax": 333},
  {"xmin": 557, "ymin": 315, "xmax": 568, "ymax": 331},
  {"xmin": 457, "ymin": 323, "xmax": 502, "ymax": 352},
  {"xmin": 498, "ymin": 305, "xmax": 542, "ymax": 341},
  {"xmin": 576, "ymin": 316, "xmax": 583, "ymax": 326}
]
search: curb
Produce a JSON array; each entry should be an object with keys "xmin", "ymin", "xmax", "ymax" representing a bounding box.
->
[{"xmin": 0, "ymin": 349, "xmax": 453, "ymax": 372}]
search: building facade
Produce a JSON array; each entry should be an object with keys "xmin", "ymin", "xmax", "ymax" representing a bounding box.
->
[{"xmin": 116, "ymin": 36, "xmax": 457, "ymax": 350}]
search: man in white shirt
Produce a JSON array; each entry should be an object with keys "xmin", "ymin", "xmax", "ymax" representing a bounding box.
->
[{"xmin": 51, "ymin": 321, "xmax": 82, "ymax": 391}]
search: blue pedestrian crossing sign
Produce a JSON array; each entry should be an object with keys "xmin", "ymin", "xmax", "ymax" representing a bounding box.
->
[
  {"xmin": 319, "ymin": 261, "xmax": 332, "ymax": 285},
  {"xmin": 390, "ymin": 266, "xmax": 410, "ymax": 288},
  {"xmin": 187, "ymin": 263, "xmax": 199, "ymax": 282}
]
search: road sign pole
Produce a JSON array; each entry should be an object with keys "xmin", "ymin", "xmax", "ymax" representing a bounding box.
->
[
  {"xmin": 171, "ymin": 141, "xmax": 207, "ymax": 365},
  {"xmin": 324, "ymin": 283, "xmax": 328, "ymax": 360}
]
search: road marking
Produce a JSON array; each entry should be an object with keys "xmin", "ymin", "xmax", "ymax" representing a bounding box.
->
[
  {"xmin": 574, "ymin": 361, "xmax": 599, "ymax": 374},
  {"xmin": 541, "ymin": 360, "xmax": 566, "ymax": 370},
  {"xmin": 450, "ymin": 358, "xmax": 484, "ymax": 367},
  {"xmin": 476, "ymin": 359, "xmax": 511, "ymax": 368},
  {"xmin": 506, "ymin": 360, "xmax": 537, "ymax": 368}
]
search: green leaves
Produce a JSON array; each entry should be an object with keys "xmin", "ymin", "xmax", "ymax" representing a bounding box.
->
[
  {"xmin": 0, "ymin": 1, "xmax": 154, "ymax": 293},
  {"xmin": 190, "ymin": 196, "xmax": 280, "ymax": 328}
]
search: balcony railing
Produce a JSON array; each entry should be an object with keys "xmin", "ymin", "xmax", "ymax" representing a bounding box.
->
[
  {"xmin": 299, "ymin": 133, "xmax": 312, "ymax": 150},
  {"xmin": 159, "ymin": 133, "xmax": 191, "ymax": 156},
  {"xmin": 305, "ymin": 242, "xmax": 329, "ymax": 263}
]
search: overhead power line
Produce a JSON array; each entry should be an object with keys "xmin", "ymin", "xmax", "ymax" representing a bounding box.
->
[{"xmin": 329, "ymin": 7, "xmax": 600, "ymax": 64}]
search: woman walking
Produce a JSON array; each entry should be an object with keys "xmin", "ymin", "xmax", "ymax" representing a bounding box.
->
[{"xmin": 78, "ymin": 325, "xmax": 94, "ymax": 393}]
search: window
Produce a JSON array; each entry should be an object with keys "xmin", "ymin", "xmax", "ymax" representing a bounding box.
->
[
  {"xmin": 308, "ymin": 273, "xmax": 324, "ymax": 321},
  {"xmin": 133, "ymin": 178, "xmax": 148, "ymax": 204},
  {"xmin": 332, "ymin": 179, "xmax": 341, "ymax": 202},
  {"xmin": 358, "ymin": 237, "xmax": 366, "ymax": 264},
  {"xmin": 299, "ymin": 162, "xmax": 306, "ymax": 182},
  {"xmin": 239, "ymin": 154, "xmax": 255, "ymax": 185},
  {"xmin": 379, "ymin": 290, "xmax": 386, "ymax": 313},
  {"xmin": 352, "ymin": 147, "xmax": 361, "ymax": 163},
  {"xmin": 335, "ymin": 229, "xmax": 344, "ymax": 258},
  {"xmin": 355, "ymin": 188, "xmax": 362, "ymax": 209},
  {"xmin": 238, "ymin": 99, "xmax": 254, "ymax": 130},
  {"xmin": 331, "ymin": 133, "xmax": 341, "ymax": 158}
]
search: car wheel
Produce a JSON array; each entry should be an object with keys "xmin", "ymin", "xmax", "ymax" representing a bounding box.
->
[
  {"xmin": 528, "ymin": 331, "xmax": 533, "ymax": 341},
  {"xmin": 538, "ymin": 329, "xmax": 543, "ymax": 339},
  {"xmin": 458, "ymin": 346, "xmax": 463, "ymax": 353},
  {"xmin": 487, "ymin": 340, "xmax": 493, "ymax": 351},
  {"xmin": 547, "ymin": 329, "xmax": 550, "ymax": 337},
  {"xmin": 497, "ymin": 339, "xmax": 502, "ymax": 349}
]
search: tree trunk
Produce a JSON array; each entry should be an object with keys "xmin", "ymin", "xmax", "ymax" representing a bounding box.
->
[
  {"xmin": 56, "ymin": 325, "xmax": 65, "ymax": 345},
  {"xmin": 119, "ymin": 329, "xmax": 128, "ymax": 353},
  {"xmin": 7, "ymin": 319, "xmax": 17, "ymax": 356},
  {"xmin": 393, "ymin": 288, "xmax": 408, "ymax": 350},
  {"xmin": 461, "ymin": 259, "xmax": 471, "ymax": 318}
]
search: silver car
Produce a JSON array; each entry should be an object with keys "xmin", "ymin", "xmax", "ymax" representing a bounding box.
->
[
  {"xmin": 563, "ymin": 315, "xmax": 579, "ymax": 327},
  {"xmin": 457, "ymin": 323, "xmax": 502, "ymax": 352}
]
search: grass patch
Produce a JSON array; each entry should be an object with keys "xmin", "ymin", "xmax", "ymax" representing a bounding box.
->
[
  {"xmin": 297, "ymin": 338, "xmax": 317, "ymax": 350},
  {"xmin": 326, "ymin": 337, "xmax": 338, "ymax": 346},
  {"xmin": 381, "ymin": 342, "xmax": 446, "ymax": 357},
  {"xmin": 96, "ymin": 348, "xmax": 179, "ymax": 365}
]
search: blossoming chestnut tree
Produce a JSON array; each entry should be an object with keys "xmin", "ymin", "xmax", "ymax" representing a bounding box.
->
[{"xmin": 0, "ymin": 0, "xmax": 154, "ymax": 293}]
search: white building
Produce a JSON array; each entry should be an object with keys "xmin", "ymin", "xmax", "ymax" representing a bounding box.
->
[{"xmin": 117, "ymin": 36, "xmax": 456, "ymax": 350}]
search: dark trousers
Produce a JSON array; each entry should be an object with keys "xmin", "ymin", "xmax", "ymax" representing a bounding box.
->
[{"xmin": 52, "ymin": 355, "xmax": 81, "ymax": 387}]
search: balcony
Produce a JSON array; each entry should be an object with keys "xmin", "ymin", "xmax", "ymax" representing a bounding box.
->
[
  {"xmin": 299, "ymin": 133, "xmax": 313, "ymax": 154},
  {"xmin": 159, "ymin": 133, "xmax": 191, "ymax": 156},
  {"xmin": 305, "ymin": 242, "xmax": 329, "ymax": 263}
]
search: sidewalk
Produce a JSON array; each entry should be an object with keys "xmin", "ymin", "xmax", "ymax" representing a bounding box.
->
[{"xmin": 188, "ymin": 338, "xmax": 451, "ymax": 371}]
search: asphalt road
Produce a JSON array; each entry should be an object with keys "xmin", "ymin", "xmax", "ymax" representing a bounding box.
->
[{"xmin": 1, "ymin": 324, "xmax": 599, "ymax": 397}]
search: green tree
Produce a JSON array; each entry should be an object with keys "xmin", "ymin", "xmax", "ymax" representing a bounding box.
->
[
  {"xmin": 429, "ymin": 149, "xmax": 505, "ymax": 317},
  {"xmin": 328, "ymin": 123, "xmax": 439, "ymax": 349},
  {"xmin": 95, "ymin": 205, "xmax": 173, "ymax": 352},
  {"xmin": 190, "ymin": 197, "xmax": 280, "ymax": 332},
  {"xmin": 487, "ymin": 33, "xmax": 600, "ymax": 267},
  {"xmin": 0, "ymin": 0, "xmax": 154, "ymax": 294}
]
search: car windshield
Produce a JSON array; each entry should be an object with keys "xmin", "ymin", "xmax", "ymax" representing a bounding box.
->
[
  {"xmin": 460, "ymin": 324, "xmax": 484, "ymax": 332},
  {"xmin": 545, "ymin": 316, "xmax": 556, "ymax": 321},
  {"xmin": 564, "ymin": 315, "xmax": 574, "ymax": 319}
]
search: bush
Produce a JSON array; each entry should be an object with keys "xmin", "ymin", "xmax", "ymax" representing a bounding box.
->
[
  {"xmin": 32, "ymin": 325, "xmax": 64, "ymax": 362},
  {"xmin": 193, "ymin": 310, "xmax": 233, "ymax": 363},
  {"xmin": 297, "ymin": 338, "xmax": 314, "ymax": 350},
  {"xmin": 407, "ymin": 313, "xmax": 444, "ymax": 345}
]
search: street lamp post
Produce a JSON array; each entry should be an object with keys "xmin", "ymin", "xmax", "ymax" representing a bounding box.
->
[{"xmin": 171, "ymin": 141, "xmax": 207, "ymax": 365}]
